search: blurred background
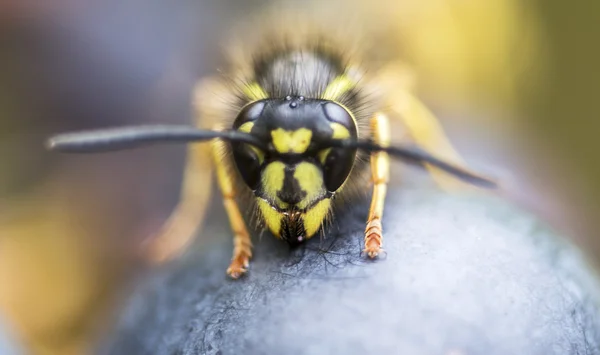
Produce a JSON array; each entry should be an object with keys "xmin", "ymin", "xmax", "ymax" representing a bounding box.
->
[{"xmin": 0, "ymin": 0, "xmax": 598, "ymax": 353}]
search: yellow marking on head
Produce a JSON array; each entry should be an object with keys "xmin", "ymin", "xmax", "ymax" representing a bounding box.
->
[
  {"xmin": 237, "ymin": 121, "xmax": 265, "ymax": 164},
  {"xmin": 260, "ymin": 161, "xmax": 287, "ymax": 208},
  {"xmin": 302, "ymin": 199, "xmax": 331, "ymax": 237},
  {"xmin": 322, "ymin": 75, "xmax": 355, "ymax": 101},
  {"xmin": 271, "ymin": 128, "xmax": 313, "ymax": 154},
  {"xmin": 257, "ymin": 199, "xmax": 282, "ymax": 237},
  {"xmin": 317, "ymin": 148, "xmax": 331, "ymax": 164},
  {"xmin": 293, "ymin": 162, "xmax": 324, "ymax": 209},
  {"xmin": 330, "ymin": 122, "xmax": 350, "ymax": 139},
  {"xmin": 237, "ymin": 121, "xmax": 254, "ymax": 133},
  {"xmin": 317, "ymin": 123, "xmax": 351, "ymax": 164},
  {"xmin": 243, "ymin": 82, "xmax": 268, "ymax": 101}
]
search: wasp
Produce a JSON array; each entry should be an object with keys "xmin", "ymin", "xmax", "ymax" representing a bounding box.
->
[{"xmin": 45, "ymin": 3, "xmax": 496, "ymax": 279}]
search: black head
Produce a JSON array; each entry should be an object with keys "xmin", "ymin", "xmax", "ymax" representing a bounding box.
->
[
  {"xmin": 229, "ymin": 95, "xmax": 359, "ymax": 243},
  {"xmin": 231, "ymin": 96, "xmax": 358, "ymax": 193}
]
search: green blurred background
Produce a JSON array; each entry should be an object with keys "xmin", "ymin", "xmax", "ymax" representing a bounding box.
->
[{"xmin": 0, "ymin": 0, "xmax": 599, "ymax": 353}]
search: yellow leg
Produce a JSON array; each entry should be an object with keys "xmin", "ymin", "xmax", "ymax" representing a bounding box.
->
[
  {"xmin": 364, "ymin": 113, "xmax": 391, "ymax": 258},
  {"xmin": 144, "ymin": 78, "xmax": 224, "ymax": 264},
  {"xmin": 145, "ymin": 143, "xmax": 214, "ymax": 263},
  {"xmin": 211, "ymin": 140, "xmax": 253, "ymax": 279},
  {"xmin": 375, "ymin": 63, "xmax": 471, "ymax": 190},
  {"xmin": 391, "ymin": 92, "xmax": 468, "ymax": 190}
]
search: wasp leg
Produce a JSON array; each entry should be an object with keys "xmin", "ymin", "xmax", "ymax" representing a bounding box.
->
[
  {"xmin": 148, "ymin": 144, "xmax": 213, "ymax": 263},
  {"xmin": 376, "ymin": 63, "xmax": 471, "ymax": 190},
  {"xmin": 211, "ymin": 140, "xmax": 253, "ymax": 279},
  {"xmin": 391, "ymin": 92, "xmax": 470, "ymax": 190},
  {"xmin": 145, "ymin": 78, "xmax": 226, "ymax": 263},
  {"xmin": 364, "ymin": 113, "xmax": 391, "ymax": 258},
  {"xmin": 146, "ymin": 143, "xmax": 214, "ymax": 263}
]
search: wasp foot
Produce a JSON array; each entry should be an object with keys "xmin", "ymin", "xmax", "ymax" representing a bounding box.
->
[
  {"xmin": 227, "ymin": 233, "xmax": 252, "ymax": 279},
  {"xmin": 364, "ymin": 218, "xmax": 383, "ymax": 258},
  {"xmin": 227, "ymin": 253, "xmax": 250, "ymax": 279}
]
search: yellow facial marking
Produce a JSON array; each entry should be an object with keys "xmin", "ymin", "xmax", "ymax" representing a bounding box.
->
[
  {"xmin": 322, "ymin": 75, "xmax": 355, "ymax": 101},
  {"xmin": 317, "ymin": 123, "xmax": 351, "ymax": 164},
  {"xmin": 330, "ymin": 122, "xmax": 350, "ymax": 139},
  {"xmin": 237, "ymin": 121, "xmax": 265, "ymax": 164},
  {"xmin": 318, "ymin": 148, "xmax": 331, "ymax": 164},
  {"xmin": 293, "ymin": 162, "xmax": 324, "ymax": 209},
  {"xmin": 257, "ymin": 199, "xmax": 282, "ymax": 237},
  {"xmin": 237, "ymin": 121, "xmax": 254, "ymax": 133},
  {"xmin": 243, "ymin": 82, "xmax": 268, "ymax": 101},
  {"xmin": 302, "ymin": 199, "xmax": 331, "ymax": 237},
  {"xmin": 271, "ymin": 128, "xmax": 313, "ymax": 154},
  {"xmin": 261, "ymin": 161, "xmax": 287, "ymax": 208}
]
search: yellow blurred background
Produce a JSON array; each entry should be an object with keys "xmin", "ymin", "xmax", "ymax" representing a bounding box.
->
[{"xmin": 1, "ymin": 0, "xmax": 599, "ymax": 354}]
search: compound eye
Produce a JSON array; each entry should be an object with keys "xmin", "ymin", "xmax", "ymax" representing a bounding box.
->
[
  {"xmin": 232, "ymin": 144, "xmax": 261, "ymax": 190},
  {"xmin": 231, "ymin": 101, "xmax": 266, "ymax": 190},
  {"xmin": 322, "ymin": 102, "xmax": 355, "ymax": 132},
  {"xmin": 233, "ymin": 101, "xmax": 266, "ymax": 130},
  {"xmin": 320, "ymin": 102, "xmax": 358, "ymax": 192},
  {"xmin": 321, "ymin": 146, "xmax": 357, "ymax": 192}
]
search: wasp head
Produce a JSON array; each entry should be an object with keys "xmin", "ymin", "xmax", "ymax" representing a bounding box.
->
[{"xmin": 230, "ymin": 95, "xmax": 358, "ymax": 244}]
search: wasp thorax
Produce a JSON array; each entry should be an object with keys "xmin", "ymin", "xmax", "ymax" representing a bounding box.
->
[{"xmin": 230, "ymin": 96, "xmax": 358, "ymax": 242}]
